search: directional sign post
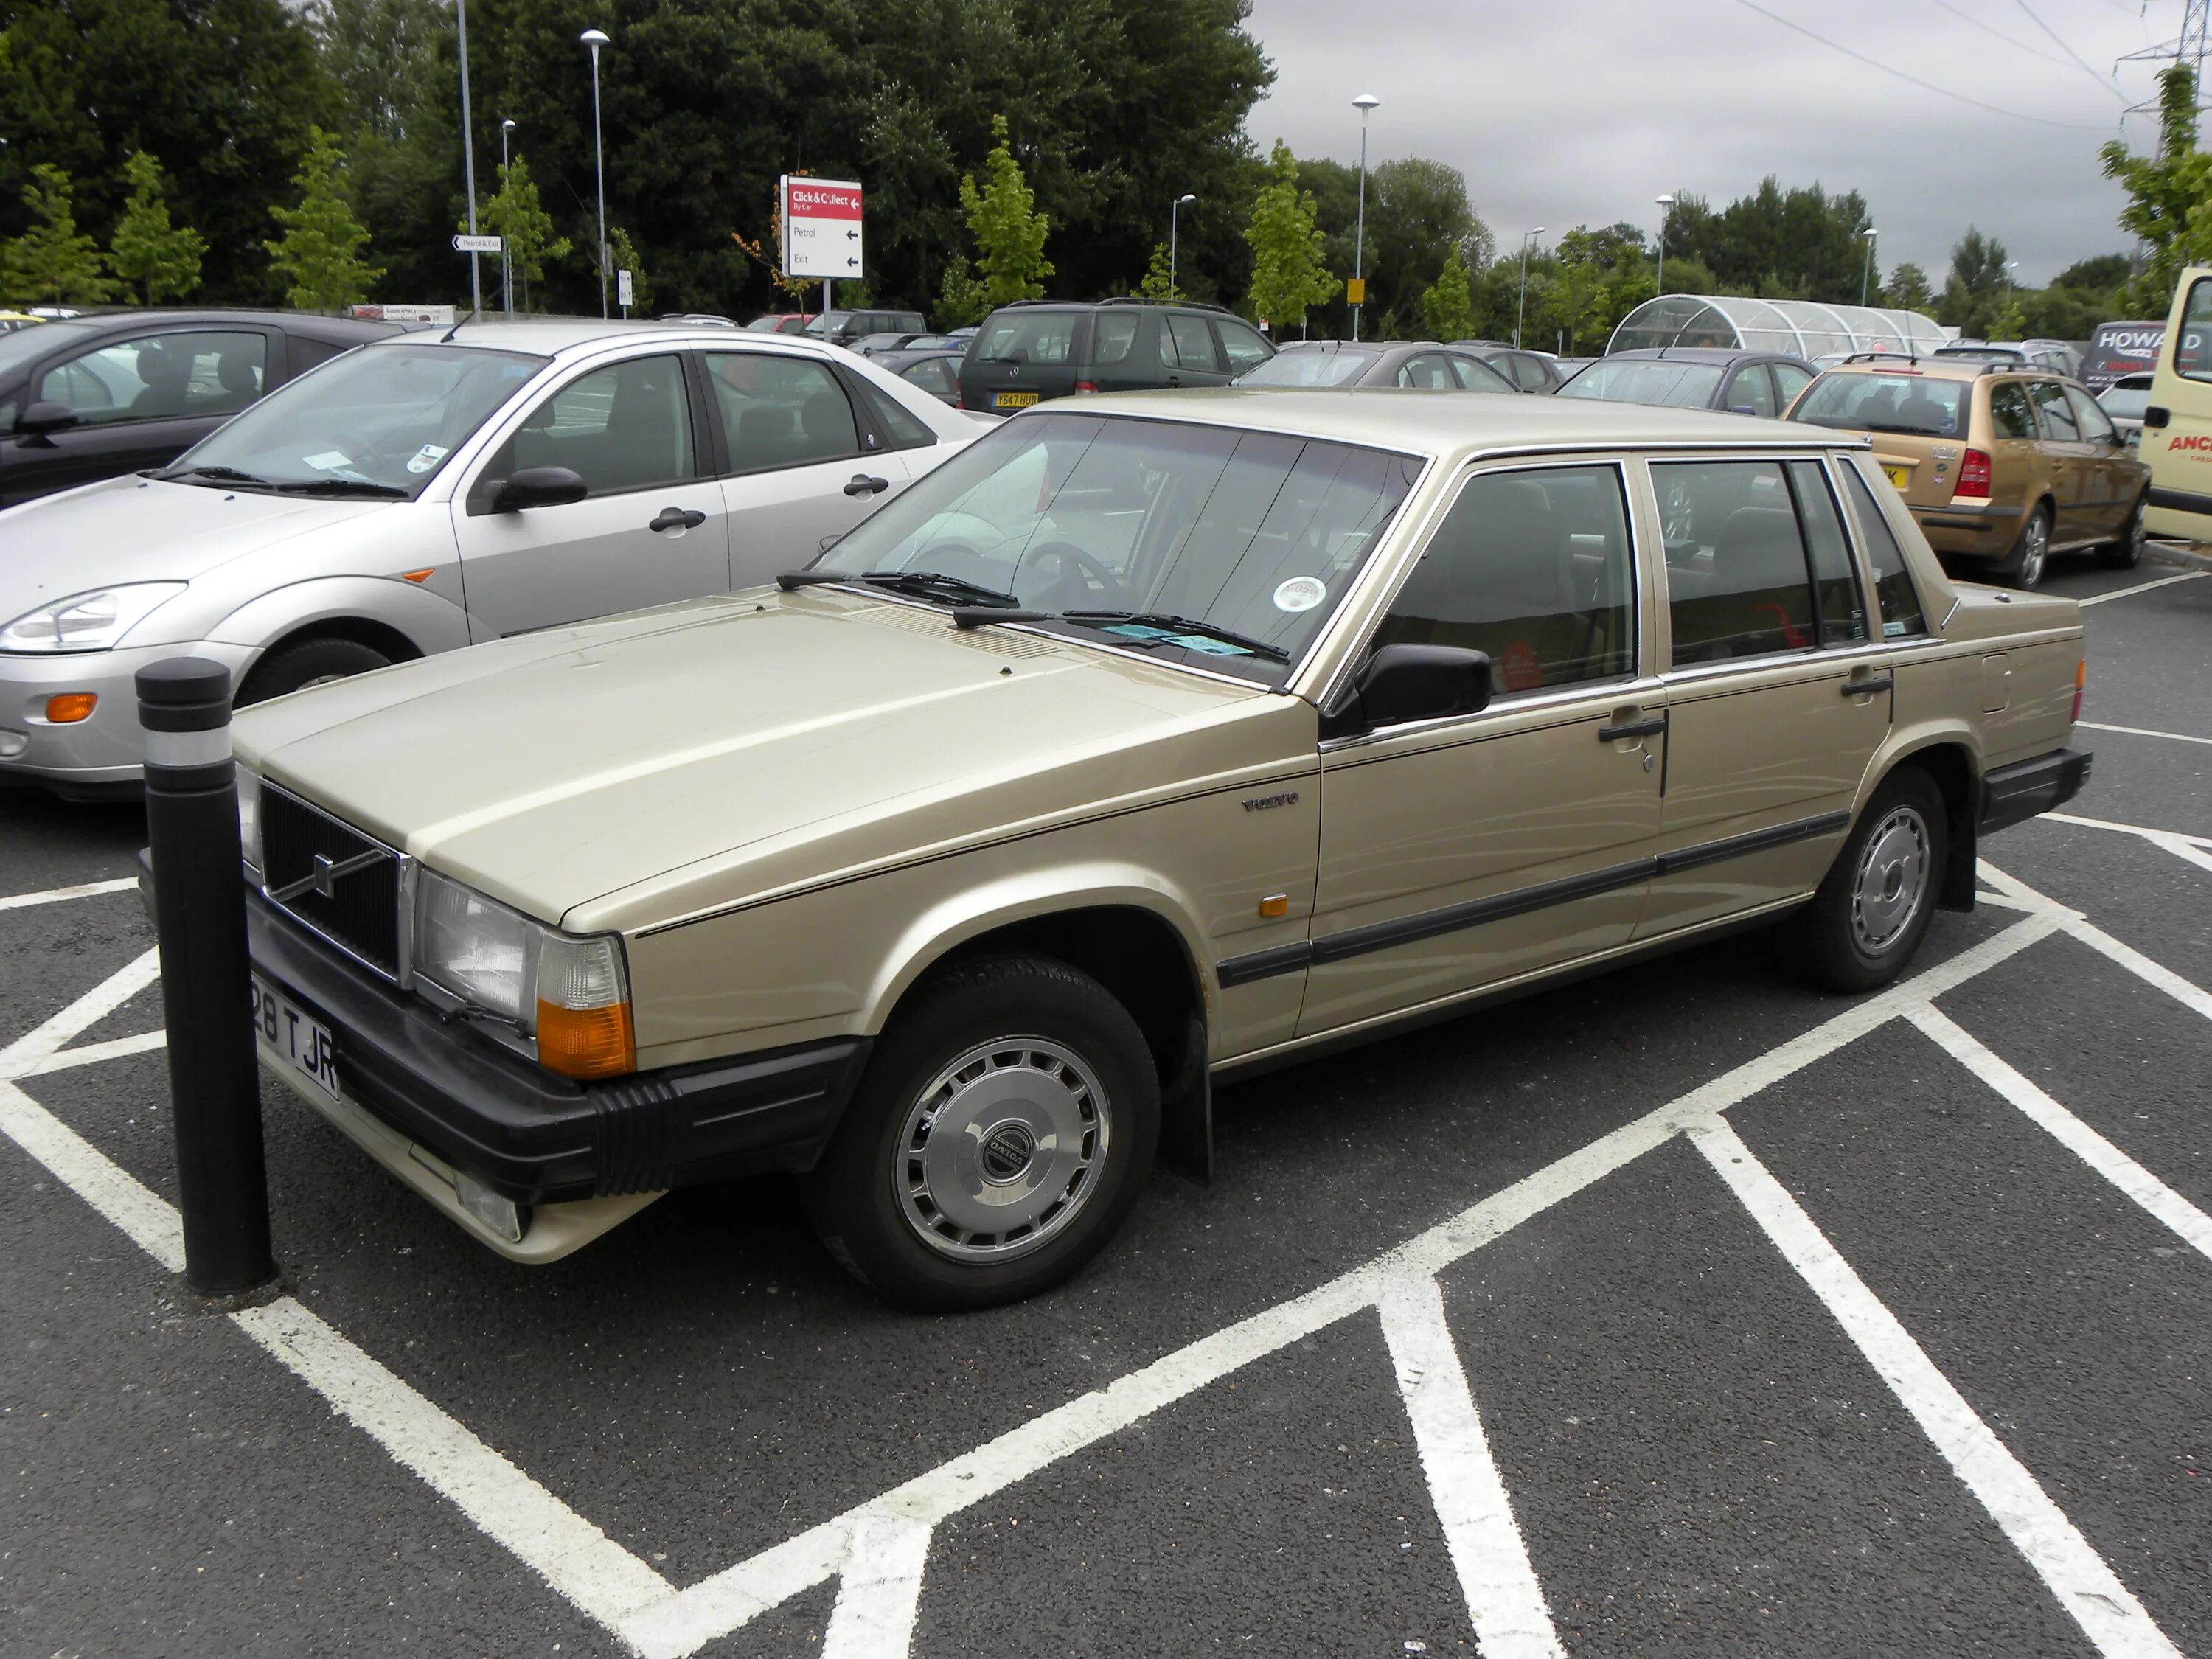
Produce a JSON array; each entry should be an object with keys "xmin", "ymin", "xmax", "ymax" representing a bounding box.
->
[
  {"xmin": 781, "ymin": 175, "xmax": 863, "ymax": 313},
  {"xmin": 453, "ymin": 233, "xmax": 504, "ymax": 255}
]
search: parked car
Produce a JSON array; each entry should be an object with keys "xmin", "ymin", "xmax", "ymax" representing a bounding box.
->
[
  {"xmin": 805, "ymin": 310, "xmax": 929, "ymax": 349},
  {"xmin": 0, "ymin": 322, "xmax": 977, "ymax": 799},
  {"xmin": 852, "ymin": 332, "xmax": 962, "ymax": 358},
  {"xmin": 867, "ymin": 346, "xmax": 966, "ymax": 406},
  {"xmin": 1788, "ymin": 355, "xmax": 2147, "ymax": 585},
  {"xmin": 0, "ymin": 309, "xmax": 400, "ymax": 507},
  {"xmin": 744, "ymin": 314, "xmax": 815, "ymax": 335},
  {"xmin": 2081, "ymin": 319, "xmax": 2163, "ymax": 391},
  {"xmin": 1557, "ymin": 347, "xmax": 1818, "ymax": 417},
  {"xmin": 958, "ymin": 298, "xmax": 1275, "ymax": 411},
  {"xmin": 2097, "ymin": 370, "xmax": 2154, "ymax": 448},
  {"xmin": 1931, "ymin": 340, "xmax": 2081, "ymax": 378},
  {"xmin": 230, "ymin": 389, "xmax": 2088, "ymax": 1307},
  {"xmin": 660, "ymin": 313, "xmax": 737, "ymax": 327},
  {"xmin": 1450, "ymin": 338, "xmax": 1570, "ymax": 392},
  {"xmin": 1234, "ymin": 339, "xmax": 1516, "ymax": 392},
  {"xmin": 0, "ymin": 310, "xmax": 41, "ymax": 333}
]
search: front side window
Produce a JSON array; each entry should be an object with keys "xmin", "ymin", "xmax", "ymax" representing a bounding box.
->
[
  {"xmin": 1791, "ymin": 371, "xmax": 1964, "ymax": 437},
  {"xmin": 1838, "ymin": 462, "xmax": 1927, "ymax": 638},
  {"xmin": 1216, "ymin": 319, "xmax": 1271, "ymax": 375},
  {"xmin": 808, "ymin": 412, "xmax": 1422, "ymax": 684},
  {"xmin": 2174, "ymin": 280, "xmax": 2212, "ymax": 380},
  {"xmin": 1449, "ymin": 354, "xmax": 1516, "ymax": 394},
  {"xmin": 508, "ymin": 352, "xmax": 696, "ymax": 493},
  {"xmin": 1725, "ymin": 364, "xmax": 1778, "ymax": 417},
  {"xmin": 1371, "ymin": 464, "xmax": 1635, "ymax": 698},
  {"xmin": 1655, "ymin": 459, "xmax": 1826, "ymax": 665},
  {"xmin": 1237, "ymin": 347, "xmax": 1377, "ymax": 387},
  {"xmin": 706, "ymin": 352, "xmax": 858, "ymax": 472},
  {"xmin": 1987, "ymin": 382, "xmax": 2037, "ymax": 439},
  {"xmin": 2029, "ymin": 380, "xmax": 2079, "ymax": 441},
  {"xmin": 1774, "ymin": 362, "xmax": 1815, "ymax": 406},
  {"xmin": 2065, "ymin": 385, "xmax": 2120, "ymax": 445},
  {"xmin": 1397, "ymin": 352, "xmax": 1458, "ymax": 389},
  {"xmin": 38, "ymin": 330, "xmax": 267, "ymax": 425}
]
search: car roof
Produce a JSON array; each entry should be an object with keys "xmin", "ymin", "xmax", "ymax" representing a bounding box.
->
[
  {"xmin": 1817, "ymin": 356, "xmax": 2017, "ymax": 382},
  {"xmin": 1031, "ymin": 386, "xmax": 1865, "ymax": 462},
  {"xmin": 23, "ymin": 308, "xmax": 396, "ymax": 341},
  {"xmin": 347, "ymin": 317, "xmax": 853, "ymax": 360}
]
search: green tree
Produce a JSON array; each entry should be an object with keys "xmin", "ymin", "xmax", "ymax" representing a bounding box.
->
[
  {"xmin": 1662, "ymin": 177, "xmax": 1869, "ymax": 301},
  {"xmin": 1242, "ymin": 139, "xmax": 1333, "ymax": 333},
  {"xmin": 934, "ymin": 254, "xmax": 989, "ymax": 328},
  {"xmin": 108, "ymin": 150, "xmax": 206, "ymax": 304},
  {"xmin": 1, "ymin": 164, "xmax": 115, "ymax": 305},
  {"xmin": 1368, "ymin": 156, "xmax": 1484, "ymax": 335},
  {"xmin": 1938, "ymin": 226, "xmax": 2012, "ymax": 336},
  {"xmin": 1881, "ymin": 261, "xmax": 1935, "ymax": 312},
  {"xmin": 265, "ymin": 127, "xmax": 383, "ymax": 310},
  {"xmin": 478, "ymin": 156, "xmax": 569, "ymax": 310},
  {"xmin": 2101, "ymin": 64, "xmax": 2212, "ymax": 318},
  {"xmin": 959, "ymin": 114, "xmax": 1053, "ymax": 306},
  {"xmin": 1421, "ymin": 251, "xmax": 1473, "ymax": 341},
  {"xmin": 2053, "ymin": 254, "xmax": 2131, "ymax": 292},
  {"xmin": 608, "ymin": 226, "xmax": 650, "ymax": 313},
  {"xmin": 1137, "ymin": 241, "xmax": 1178, "ymax": 299}
]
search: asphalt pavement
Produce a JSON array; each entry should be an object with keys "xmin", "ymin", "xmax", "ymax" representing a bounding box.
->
[{"xmin": 3, "ymin": 550, "xmax": 2208, "ymax": 1658}]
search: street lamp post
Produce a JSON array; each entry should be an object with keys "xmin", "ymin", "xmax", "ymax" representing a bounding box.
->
[
  {"xmin": 581, "ymin": 29, "xmax": 611, "ymax": 320},
  {"xmin": 499, "ymin": 119, "xmax": 516, "ymax": 316},
  {"xmin": 1351, "ymin": 94, "xmax": 1380, "ymax": 341},
  {"xmin": 1169, "ymin": 192, "xmax": 1196, "ymax": 299},
  {"xmin": 456, "ymin": 0, "xmax": 482, "ymax": 315},
  {"xmin": 1860, "ymin": 226, "xmax": 1878, "ymax": 307},
  {"xmin": 1515, "ymin": 228, "xmax": 1543, "ymax": 348},
  {"xmin": 1655, "ymin": 193, "xmax": 1675, "ymax": 299}
]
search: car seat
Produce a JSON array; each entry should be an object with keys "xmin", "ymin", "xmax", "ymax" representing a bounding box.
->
[
  {"xmin": 1672, "ymin": 506, "xmax": 1812, "ymax": 661},
  {"xmin": 129, "ymin": 342, "xmax": 190, "ymax": 418}
]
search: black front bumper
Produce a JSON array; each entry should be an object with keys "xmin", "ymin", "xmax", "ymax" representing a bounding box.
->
[
  {"xmin": 246, "ymin": 889, "xmax": 869, "ymax": 1205},
  {"xmin": 1979, "ymin": 747, "xmax": 2092, "ymax": 836}
]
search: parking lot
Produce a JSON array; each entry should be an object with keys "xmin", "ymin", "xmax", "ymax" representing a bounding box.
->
[{"xmin": 3, "ymin": 554, "xmax": 2208, "ymax": 1658}]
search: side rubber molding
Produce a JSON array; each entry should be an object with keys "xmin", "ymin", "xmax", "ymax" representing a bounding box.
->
[
  {"xmin": 246, "ymin": 888, "xmax": 870, "ymax": 1203},
  {"xmin": 1978, "ymin": 747, "xmax": 2092, "ymax": 836}
]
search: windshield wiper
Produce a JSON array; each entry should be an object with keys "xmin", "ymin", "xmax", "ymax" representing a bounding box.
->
[
  {"xmin": 271, "ymin": 477, "xmax": 409, "ymax": 498},
  {"xmin": 1060, "ymin": 610, "xmax": 1290, "ymax": 662},
  {"xmin": 776, "ymin": 568, "xmax": 1024, "ymax": 608},
  {"xmin": 156, "ymin": 463, "xmax": 274, "ymax": 487}
]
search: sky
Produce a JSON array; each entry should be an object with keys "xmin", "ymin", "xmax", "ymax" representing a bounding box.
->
[{"xmin": 1243, "ymin": 0, "xmax": 2187, "ymax": 288}]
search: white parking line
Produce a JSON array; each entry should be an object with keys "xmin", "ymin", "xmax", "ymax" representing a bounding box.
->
[
  {"xmin": 2077, "ymin": 571, "xmax": 2207, "ymax": 605},
  {"xmin": 0, "ymin": 1078, "xmax": 184, "ymax": 1271},
  {"xmin": 2077, "ymin": 720, "xmax": 2212, "ymax": 748},
  {"xmin": 2040, "ymin": 813, "xmax": 2212, "ymax": 876},
  {"xmin": 0, "ymin": 946, "xmax": 160, "ymax": 1079},
  {"xmin": 1905, "ymin": 1006, "xmax": 2212, "ymax": 1262},
  {"xmin": 22, "ymin": 1029, "xmax": 167, "ymax": 1075},
  {"xmin": 1379, "ymin": 1277, "xmax": 1565, "ymax": 1659},
  {"xmin": 0, "ymin": 876, "xmax": 139, "ymax": 912},
  {"xmin": 1689, "ymin": 1117, "xmax": 2184, "ymax": 1659}
]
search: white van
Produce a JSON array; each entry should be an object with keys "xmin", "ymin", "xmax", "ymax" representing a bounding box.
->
[{"xmin": 2140, "ymin": 265, "xmax": 2212, "ymax": 540}]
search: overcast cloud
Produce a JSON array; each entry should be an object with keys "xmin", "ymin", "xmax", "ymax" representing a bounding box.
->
[{"xmin": 1245, "ymin": 0, "xmax": 2180, "ymax": 285}]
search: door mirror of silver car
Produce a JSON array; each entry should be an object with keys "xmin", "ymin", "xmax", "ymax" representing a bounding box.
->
[
  {"xmin": 1322, "ymin": 644, "xmax": 1493, "ymax": 737},
  {"xmin": 493, "ymin": 466, "xmax": 588, "ymax": 511},
  {"xmin": 15, "ymin": 400, "xmax": 80, "ymax": 439}
]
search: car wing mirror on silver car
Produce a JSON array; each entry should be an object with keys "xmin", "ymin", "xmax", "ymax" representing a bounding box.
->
[
  {"xmin": 1319, "ymin": 644, "xmax": 1493, "ymax": 740},
  {"xmin": 493, "ymin": 465, "xmax": 588, "ymax": 512}
]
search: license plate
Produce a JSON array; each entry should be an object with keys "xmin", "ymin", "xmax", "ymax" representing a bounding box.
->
[
  {"xmin": 251, "ymin": 973, "xmax": 339, "ymax": 1105},
  {"xmin": 994, "ymin": 391, "xmax": 1039, "ymax": 409},
  {"xmin": 1882, "ymin": 465, "xmax": 1910, "ymax": 490}
]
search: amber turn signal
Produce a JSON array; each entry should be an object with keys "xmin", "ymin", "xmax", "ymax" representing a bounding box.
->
[
  {"xmin": 44, "ymin": 692, "xmax": 97, "ymax": 723},
  {"xmin": 535, "ymin": 999, "xmax": 635, "ymax": 1079},
  {"xmin": 1258, "ymin": 893, "xmax": 1289, "ymax": 919}
]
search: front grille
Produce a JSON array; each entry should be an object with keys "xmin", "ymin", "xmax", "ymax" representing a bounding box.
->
[{"xmin": 261, "ymin": 786, "xmax": 402, "ymax": 978}]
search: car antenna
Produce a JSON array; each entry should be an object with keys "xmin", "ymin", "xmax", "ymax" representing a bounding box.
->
[{"xmin": 440, "ymin": 307, "xmax": 480, "ymax": 344}]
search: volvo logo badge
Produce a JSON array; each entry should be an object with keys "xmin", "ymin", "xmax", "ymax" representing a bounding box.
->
[
  {"xmin": 268, "ymin": 847, "xmax": 386, "ymax": 905},
  {"xmin": 980, "ymin": 1123, "xmax": 1037, "ymax": 1183}
]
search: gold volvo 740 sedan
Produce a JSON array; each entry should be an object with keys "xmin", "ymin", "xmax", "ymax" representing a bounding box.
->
[{"xmin": 232, "ymin": 391, "xmax": 2091, "ymax": 1309}]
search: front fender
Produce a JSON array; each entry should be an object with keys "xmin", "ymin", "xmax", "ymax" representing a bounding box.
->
[{"xmin": 204, "ymin": 574, "xmax": 472, "ymax": 661}]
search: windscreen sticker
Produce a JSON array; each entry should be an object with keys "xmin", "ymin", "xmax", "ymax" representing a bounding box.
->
[
  {"xmin": 1273, "ymin": 575, "xmax": 1327, "ymax": 613},
  {"xmin": 1100, "ymin": 622, "xmax": 1254, "ymax": 657},
  {"xmin": 303, "ymin": 451, "xmax": 354, "ymax": 471},
  {"xmin": 406, "ymin": 443, "xmax": 450, "ymax": 474}
]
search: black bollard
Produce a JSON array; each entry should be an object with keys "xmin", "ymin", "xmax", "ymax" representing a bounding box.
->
[{"xmin": 138, "ymin": 658, "xmax": 276, "ymax": 1295}]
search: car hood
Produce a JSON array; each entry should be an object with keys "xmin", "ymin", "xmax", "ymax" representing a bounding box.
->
[
  {"xmin": 0, "ymin": 473, "xmax": 389, "ymax": 613},
  {"xmin": 234, "ymin": 588, "xmax": 1295, "ymax": 932}
]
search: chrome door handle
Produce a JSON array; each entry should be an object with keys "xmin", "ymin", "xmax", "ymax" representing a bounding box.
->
[
  {"xmin": 649, "ymin": 507, "xmax": 706, "ymax": 532},
  {"xmin": 1841, "ymin": 675, "xmax": 1893, "ymax": 697},
  {"xmin": 844, "ymin": 473, "xmax": 889, "ymax": 497},
  {"xmin": 1598, "ymin": 715, "xmax": 1667, "ymax": 742}
]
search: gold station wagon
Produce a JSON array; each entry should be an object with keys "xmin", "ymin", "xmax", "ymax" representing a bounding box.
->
[{"xmin": 232, "ymin": 390, "xmax": 2091, "ymax": 1309}]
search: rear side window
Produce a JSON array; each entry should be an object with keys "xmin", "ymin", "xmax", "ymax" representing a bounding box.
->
[
  {"xmin": 1987, "ymin": 383, "xmax": 2037, "ymax": 439},
  {"xmin": 1837, "ymin": 462, "xmax": 1927, "ymax": 639},
  {"xmin": 1785, "ymin": 461, "xmax": 1867, "ymax": 646},
  {"xmin": 2030, "ymin": 381, "xmax": 2079, "ymax": 440},
  {"xmin": 973, "ymin": 310, "xmax": 1077, "ymax": 366},
  {"xmin": 703, "ymin": 352, "xmax": 860, "ymax": 472},
  {"xmin": 1164, "ymin": 314, "xmax": 1221, "ymax": 372},
  {"xmin": 1092, "ymin": 312, "xmax": 1139, "ymax": 365},
  {"xmin": 1654, "ymin": 460, "xmax": 1818, "ymax": 664},
  {"xmin": 2066, "ymin": 385, "xmax": 2119, "ymax": 445}
]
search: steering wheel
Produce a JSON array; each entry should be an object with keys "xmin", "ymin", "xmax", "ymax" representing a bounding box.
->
[{"xmin": 1018, "ymin": 540, "xmax": 1131, "ymax": 611}]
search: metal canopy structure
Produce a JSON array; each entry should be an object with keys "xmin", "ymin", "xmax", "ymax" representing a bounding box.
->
[{"xmin": 1606, "ymin": 294, "xmax": 1947, "ymax": 361}]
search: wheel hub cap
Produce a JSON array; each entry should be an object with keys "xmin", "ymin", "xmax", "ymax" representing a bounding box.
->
[
  {"xmin": 895, "ymin": 1038, "xmax": 1108, "ymax": 1263},
  {"xmin": 1851, "ymin": 807, "xmax": 1930, "ymax": 953}
]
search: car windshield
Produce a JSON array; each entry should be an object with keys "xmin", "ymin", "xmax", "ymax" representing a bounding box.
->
[
  {"xmin": 2099, "ymin": 381, "xmax": 2152, "ymax": 419},
  {"xmin": 0, "ymin": 319, "xmax": 93, "ymax": 375},
  {"xmin": 807, "ymin": 411, "xmax": 1424, "ymax": 684},
  {"xmin": 1237, "ymin": 348, "xmax": 1380, "ymax": 387},
  {"xmin": 1557, "ymin": 359, "xmax": 1725, "ymax": 408},
  {"xmin": 167, "ymin": 341, "xmax": 546, "ymax": 497},
  {"xmin": 1791, "ymin": 372, "xmax": 1966, "ymax": 437}
]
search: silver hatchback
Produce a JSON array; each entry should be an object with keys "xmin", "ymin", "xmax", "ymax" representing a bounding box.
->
[{"xmin": 0, "ymin": 321, "xmax": 976, "ymax": 798}]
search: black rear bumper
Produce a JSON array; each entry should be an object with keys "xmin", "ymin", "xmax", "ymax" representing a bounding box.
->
[
  {"xmin": 246, "ymin": 889, "xmax": 869, "ymax": 1205},
  {"xmin": 1979, "ymin": 747, "xmax": 2092, "ymax": 836}
]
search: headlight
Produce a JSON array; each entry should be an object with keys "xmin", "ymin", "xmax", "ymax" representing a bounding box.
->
[
  {"xmin": 414, "ymin": 870, "xmax": 633, "ymax": 1079},
  {"xmin": 237, "ymin": 765, "xmax": 262, "ymax": 874},
  {"xmin": 0, "ymin": 582, "xmax": 187, "ymax": 652}
]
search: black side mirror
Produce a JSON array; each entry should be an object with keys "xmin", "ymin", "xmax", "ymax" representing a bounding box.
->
[
  {"xmin": 493, "ymin": 465, "xmax": 588, "ymax": 512},
  {"xmin": 15, "ymin": 400, "xmax": 80, "ymax": 440},
  {"xmin": 1323, "ymin": 644, "xmax": 1492, "ymax": 737}
]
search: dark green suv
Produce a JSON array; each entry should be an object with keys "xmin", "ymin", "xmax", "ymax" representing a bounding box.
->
[{"xmin": 956, "ymin": 298, "xmax": 1275, "ymax": 412}]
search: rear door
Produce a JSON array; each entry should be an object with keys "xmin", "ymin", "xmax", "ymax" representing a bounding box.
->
[
  {"xmin": 1159, "ymin": 313, "xmax": 1232, "ymax": 389},
  {"xmin": 449, "ymin": 349, "xmax": 728, "ymax": 637},
  {"xmin": 2065, "ymin": 383, "xmax": 2138, "ymax": 537}
]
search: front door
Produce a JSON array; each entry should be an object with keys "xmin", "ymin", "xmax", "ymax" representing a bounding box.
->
[
  {"xmin": 1639, "ymin": 456, "xmax": 1891, "ymax": 939},
  {"xmin": 2065, "ymin": 383, "xmax": 2136, "ymax": 538},
  {"xmin": 1301, "ymin": 459, "xmax": 1663, "ymax": 1037},
  {"xmin": 451, "ymin": 350, "xmax": 728, "ymax": 638},
  {"xmin": 2027, "ymin": 379, "xmax": 2092, "ymax": 542}
]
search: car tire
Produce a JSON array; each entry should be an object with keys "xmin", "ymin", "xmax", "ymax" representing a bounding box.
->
[
  {"xmin": 1995, "ymin": 501, "xmax": 2052, "ymax": 588},
  {"xmin": 1784, "ymin": 767, "xmax": 1949, "ymax": 995},
  {"xmin": 802, "ymin": 953, "xmax": 1160, "ymax": 1311},
  {"xmin": 2096, "ymin": 493, "xmax": 2148, "ymax": 569},
  {"xmin": 236, "ymin": 637, "xmax": 392, "ymax": 706}
]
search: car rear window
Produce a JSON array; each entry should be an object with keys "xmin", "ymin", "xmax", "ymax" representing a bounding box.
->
[
  {"xmin": 1557, "ymin": 359, "xmax": 1724, "ymax": 408},
  {"xmin": 1238, "ymin": 347, "xmax": 1379, "ymax": 386},
  {"xmin": 1791, "ymin": 372, "xmax": 1966, "ymax": 438},
  {"xmin": 973, "ymin": 310, "xmax": 1078, "ymax": 366}
]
